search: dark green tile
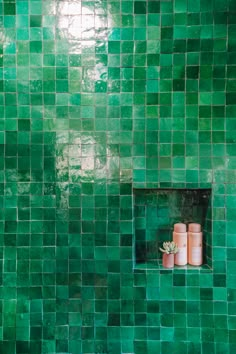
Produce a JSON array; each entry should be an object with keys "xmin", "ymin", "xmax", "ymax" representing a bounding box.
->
[{"xmin": 0, "ymin": 0, "xmax": 233, "ymax": 352}]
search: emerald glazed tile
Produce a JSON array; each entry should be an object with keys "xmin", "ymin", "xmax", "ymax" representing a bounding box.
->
[{"xmin": 0, "ymin": 0, "xmax": 234, "ymax": 351}]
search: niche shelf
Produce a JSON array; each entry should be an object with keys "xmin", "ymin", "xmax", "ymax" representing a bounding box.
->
[{"xmin": 133, "ymin": 188, "xmax": 212, "ymax": 271}]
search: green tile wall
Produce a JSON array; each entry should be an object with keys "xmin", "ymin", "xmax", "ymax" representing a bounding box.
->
[{"xmin": 0, "ymin": 0, "xmax": 236, "ymax": 353}]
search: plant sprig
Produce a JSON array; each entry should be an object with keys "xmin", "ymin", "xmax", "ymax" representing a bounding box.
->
[{"xmin": 159, "ymin": 241, "xmax": 179, "ymax": 254}]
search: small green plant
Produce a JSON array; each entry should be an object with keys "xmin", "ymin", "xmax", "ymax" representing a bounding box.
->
[{"xmin": 159, "ymin": 241, "xmax": 179, "ymax": 254}]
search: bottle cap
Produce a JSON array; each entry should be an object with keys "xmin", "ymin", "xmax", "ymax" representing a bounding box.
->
[
  {"xmin": 188, "ymin": 223, "xmax": 201, "ymax": 232},
  {"xmin": 174, "ymin": 223, "xmax": 186, "ymax": 232}
]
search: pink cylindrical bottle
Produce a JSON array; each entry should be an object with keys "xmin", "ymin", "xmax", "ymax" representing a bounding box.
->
[
  {"xmin": 173, "ymin": 223, "xmax": 187, "ymax": 266},
  {"xmin": 188, "ymin": 223, "xmax": 203, "ymax": 266}
]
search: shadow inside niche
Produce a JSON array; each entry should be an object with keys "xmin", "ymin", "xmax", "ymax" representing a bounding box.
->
[{"xmin": 134, "ymin": 188, "xmax": 212, "ymax": 267}]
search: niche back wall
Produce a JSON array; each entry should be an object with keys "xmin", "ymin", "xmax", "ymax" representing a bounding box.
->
[{"xmin": 1, "ymin": 0, "xmax": 236, "ymax": 353}]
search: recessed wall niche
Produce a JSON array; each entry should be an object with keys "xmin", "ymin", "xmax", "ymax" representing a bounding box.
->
[{"xmin": 134, "ymin": 188, "xmax": 212, "ymax": 270}]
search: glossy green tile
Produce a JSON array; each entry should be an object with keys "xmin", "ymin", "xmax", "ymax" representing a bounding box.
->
[{"xmin": 0, "ymin": 0, "xmax": 234, "ymax": 352}]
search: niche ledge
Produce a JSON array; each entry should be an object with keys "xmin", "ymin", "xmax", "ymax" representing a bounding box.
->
[{"xmin": 133, "ymin": 188, "xmax": 212, "ymax": 272}]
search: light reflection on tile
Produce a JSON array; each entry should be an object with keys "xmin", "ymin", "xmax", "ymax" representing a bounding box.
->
[{"xmin": 0, "ymin": 0, "xmax": 234, "ymax": 352}]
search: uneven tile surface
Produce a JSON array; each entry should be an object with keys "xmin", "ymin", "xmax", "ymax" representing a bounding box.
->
[{"xmin": 0, "ymin": 0, "xmax": 236, "ymax": 353}]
